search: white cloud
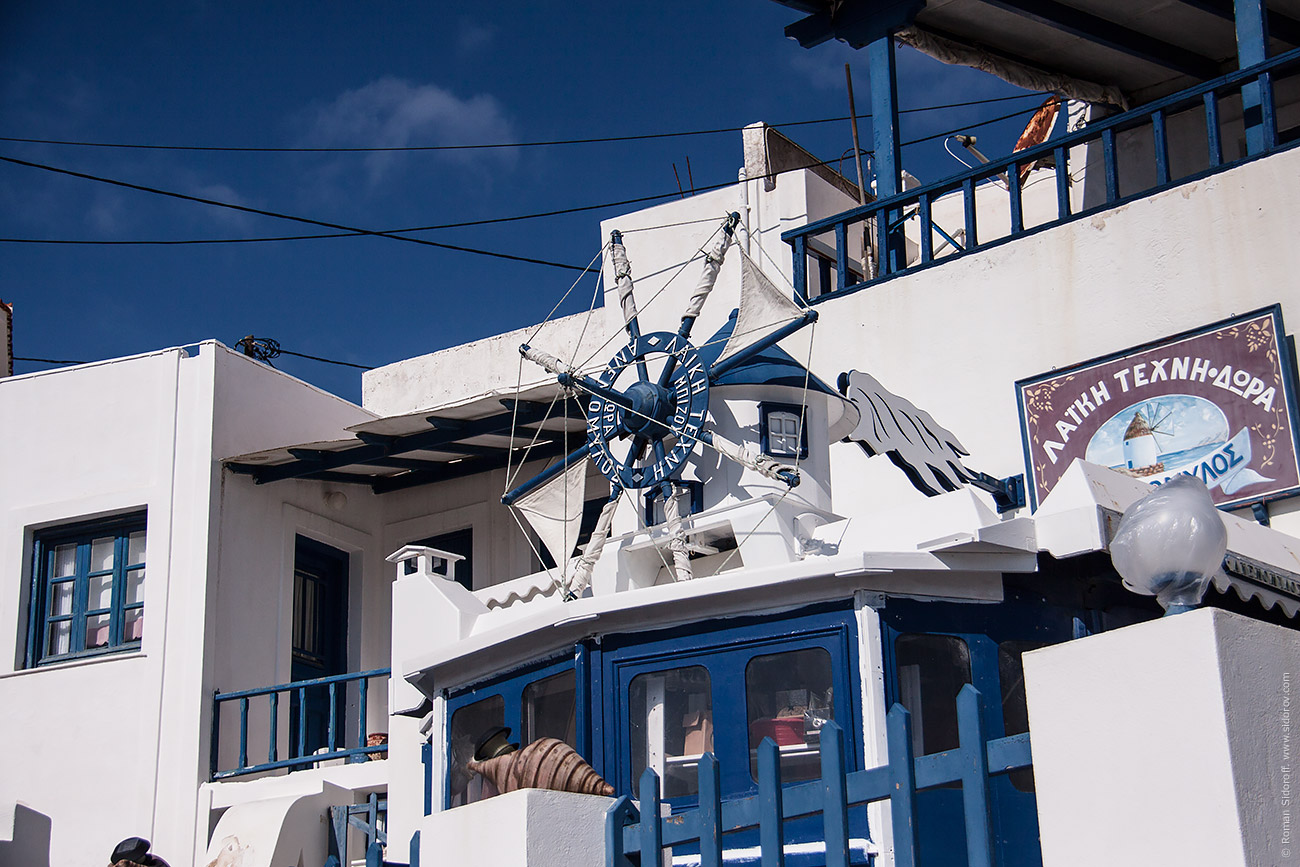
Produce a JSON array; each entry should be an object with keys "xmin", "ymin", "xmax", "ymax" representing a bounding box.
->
[{"xmin": 301, "ymin": 77, "xmax": 517, "ymax": 186}]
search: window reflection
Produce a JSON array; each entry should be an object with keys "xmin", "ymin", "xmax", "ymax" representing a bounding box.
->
[
  {"xmin": 448, "ymin": 695, "xmax": 504, "ymax": 807},
  {"xmin": 894, "ymin": 634, "xmax": 972, "ymax": 757},
  {"xmin": 745, "ymin": 647, "xmax": 834, "ymax": 781},
  {"xmin": 630, "ymin": 666, "xmax": 712, "ymax": 798},
  {"xmin": 522, "ymin": 670, "xmax": 577, "ymax": 747},
  {"xmin": 998, "ymin": 640, "xmax": 1043, "ymax": 793}
]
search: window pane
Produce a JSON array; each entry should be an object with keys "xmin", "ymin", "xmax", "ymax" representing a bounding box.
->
[
  {"xmin": 521, "ymin": 671, "xmax": 577, "ymax": 747},
  {"xmin": 448, "ymin": 695, "xmax": 505, "ymax": 807},
  {"xmin": 49, "ymin": 581, "xmax": 74, "ymax": 616},
  {"xmin": 998, "ymin": 640, "xmax": 1043, "ymax": 793},
  {"xmin": 89, "ymin": 536, "xmax": 116, "ymax": 572},
  {"xmin": 124, "ymin": 607, "xmax": 144, "ymax": 642},
  {"xmin": 127, "ymin": 530, "xmax": 146, "ymax": 566},
  {"xmin": 767, "ymin": 410, "xmax": 802, "ymax": 456},
  {"xmin": 85, "ymin": 613, "xmax": 111, "ymax": 649},
  {"xmin": 52, "ymin": 543, "xmax": 77, "ymax": 578},
  {"xmin": 630, "ymin": 666, "xmax": 712, "ymax": 799},
  {"xmin": 746, "ymin": 648, "xmax": 834, "ymax": 781},
  {"xmin": 894, "ymin": 634, "xmax": 972, "ymax": 757},
  {"xmin": 47, "ymin": 621, "xmax": 71, "ymax": 657},
  {"xmin": 124, "ymin": 569, "xmax": 145, "ymax": 606},
  {"xmin": 87, "ymin": 573, "xmax": 113, "ymax": 612}
]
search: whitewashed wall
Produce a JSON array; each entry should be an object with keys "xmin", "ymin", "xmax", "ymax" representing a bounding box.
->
[
  {"xmin": 808, "ymin": 145, "xmax": 1300, "ymax": 536},
  {"xmin": 0, "ymin": 343, "xmax": 396, "ymax": 867}
]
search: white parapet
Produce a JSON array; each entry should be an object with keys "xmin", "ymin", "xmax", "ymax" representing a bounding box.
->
[
  {"xmin": 420, "ymin": 789, "xmax": 614, "ymax": 867},
  {"xmin": 1024, "ymin": 607, "xmax": 1298, "ymax": 867}
]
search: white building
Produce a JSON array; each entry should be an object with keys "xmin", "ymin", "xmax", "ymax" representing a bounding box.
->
[{"xmin": 4, "ymin": 1, "xmax": 1300, "ymax": 865}]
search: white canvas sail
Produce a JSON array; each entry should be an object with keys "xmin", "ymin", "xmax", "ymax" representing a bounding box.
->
[
  {"xmin": 716, "ymin": 249, "xmax": 806, "ymax": 364},
  {"xmin": 513, "ymin": 457, "xmax": 588, "ymax": 574}
]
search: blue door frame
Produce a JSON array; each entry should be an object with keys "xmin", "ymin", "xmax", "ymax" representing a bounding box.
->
[{"xmin": 597, "ymin": 604, "xmax": 867, "ymax": 856}]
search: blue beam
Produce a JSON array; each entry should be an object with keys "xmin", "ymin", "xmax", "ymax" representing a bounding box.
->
[
  {"xmin": 868, "ymin": 35, "xmax": 902, "ymax": 200},
  {"xmin": 1236, "ymin": 0, "xmax": 1271, "ymax": 154}
]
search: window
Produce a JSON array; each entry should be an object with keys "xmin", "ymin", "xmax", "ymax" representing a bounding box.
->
[
  {"xmin": 894, "ymin": 633, "xmax": 972, "ymax": 758},
  {"xmin": 443, "ymin": 656, "xmax": 579, "ymax": 810},
  {"xmin": 629, "ymin": 666, "xmax": 713, "ymax": 799},
  {"xmin": 28, "ymin": 512, "xmax": 147, "ymax": 666},
  {"xmin": 447, "ymin": 695, "xmax": 505, "ymax": 807},
  {"xmin": 745, "ymin": 647, "xmax": 834, "ymax": 781},
  {"xmin": 521, "ymin": 670, "xmax": 577, "ymax": 746},
  {"xmin": 760, "ymin": 403, "xmax": 808, "ymax": 460},
  {"xmin": 998, "ymin": 640, "xmax": 1044, "ymax": 793}
]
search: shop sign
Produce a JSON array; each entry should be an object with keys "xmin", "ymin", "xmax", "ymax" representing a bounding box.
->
[{"xmin": 1017, "ymin": 306, "xmax": 1300, "ymax": 510}]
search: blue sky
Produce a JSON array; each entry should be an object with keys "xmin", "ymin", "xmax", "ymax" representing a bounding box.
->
[{"xmin": 1, "ymin": 2, "xmax": 1037, "ymax": 401}]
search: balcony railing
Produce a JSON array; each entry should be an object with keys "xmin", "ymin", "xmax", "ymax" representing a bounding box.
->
[
  {"xmin": 607, "ymin": 684, "xmax": 1032, "ymax": 867},
  {"xmin": 211, "ymin": 667, "xmax": 390, "ymax": 780},
  {"xmin": 783, "ymin": 46, "xmax": 1300, "ymax": 302}
]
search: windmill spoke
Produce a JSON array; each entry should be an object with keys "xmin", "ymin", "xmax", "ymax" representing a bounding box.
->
[{"xmin": 626, "ymin": 436, "xmax": 649, "ymax": 466}]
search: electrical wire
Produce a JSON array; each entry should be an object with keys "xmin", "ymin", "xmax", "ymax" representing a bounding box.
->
[
  {"xmin": 0, "ymin": 97, "xmax": 1057, "ymax": 255},
  {"xmin": 0, "ymin": 154, "xmax": 594, "ymax": 272},
  {"xmin": 13, "ymin": 355, "xmax": 88, "ymax": 365},
  {"xmin": 0, "ymin": 93, "xmax": 1043, "ymax": 154}
]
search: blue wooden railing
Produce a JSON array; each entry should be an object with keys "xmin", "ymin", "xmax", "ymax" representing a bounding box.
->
[
  {"xmin": 211, "ymin": 667, "xmax": 389, "ymax": 779},
  {"xmin": 606, "ymin": 684, "xmax": 1031, "ymax": 867},
  {"xmin": 325, "ymin": 793, "xmax": 387, "ymax": 867},
  {"xmin": 782, "ymin": 46, "xmax": 1300, "ymax": 301}
]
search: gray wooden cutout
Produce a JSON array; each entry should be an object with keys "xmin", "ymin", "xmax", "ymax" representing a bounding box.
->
[{"xmin": 838, "ymin": 369, "xmax": 974, "ymax": 497}]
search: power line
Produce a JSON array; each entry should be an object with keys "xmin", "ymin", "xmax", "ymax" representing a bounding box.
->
[
  {"xmin": 0, "ymin": 93, "xmax": 1042, "ymax": 154},
  {"xmin": 14, "ymin": 355, "xmax": 88, "ymax": 365},
  {"xmin": 0, "ymin": 97, "xmax": 1055, "ymax": 252},
  {"xmin": 0, "ymin": 154, "xmax": 592, "ymax": 272}
]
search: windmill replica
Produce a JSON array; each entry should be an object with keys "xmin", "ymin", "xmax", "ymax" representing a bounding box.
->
[
  {"xmin": 499, "ymin": 213, "xmax": 1002, "ymax": 601},
  {"xmin": 501, "ymin": 214, "xmax": 842, "ymax": 598}
]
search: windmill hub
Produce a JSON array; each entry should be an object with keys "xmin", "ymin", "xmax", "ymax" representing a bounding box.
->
[{"xmin": 622, "ymin": 380, "xmax": 673, "ymax": 436}]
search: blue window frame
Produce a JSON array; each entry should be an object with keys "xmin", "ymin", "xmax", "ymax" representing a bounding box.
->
[
  {"xmin": 443, "ymin": 653, "xmax": 585, "ymax": 809},
  {"xmin": 760, "ymin": 402, "xmax": 808, "ymax": 460},
  {"xmin": 26, "ymin": 511, "xmax": 147, "ymax": 667}
]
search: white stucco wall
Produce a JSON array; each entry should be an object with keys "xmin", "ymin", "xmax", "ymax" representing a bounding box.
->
[
  {"xmin": 0, "ymin": 343, "xmax": 399, "ymax": 867},
  {"xmin": 809, "ymin": 144, "xmax": 1300, "ymax": 527},
  {"xmin": 1024, "ymin": 607, "xmax": 1300, "ymax": 866}
]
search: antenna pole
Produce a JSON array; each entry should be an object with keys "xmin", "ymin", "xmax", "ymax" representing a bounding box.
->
[{"xmin": 845, "ymin": 64, "xmax": 875, "ymax": 280}]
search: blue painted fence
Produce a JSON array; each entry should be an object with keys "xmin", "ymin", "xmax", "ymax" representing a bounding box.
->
[
  {"xmin": 210, "ymin": 667, "xmax": 389, "ymax": 779},
  {"xmin": 606, "ymin": 684, "xmax": 1032, "ymax": 867},
  {"xmin": 782, "ymin": 46, "xmax": 1300, "ymax": 301}
]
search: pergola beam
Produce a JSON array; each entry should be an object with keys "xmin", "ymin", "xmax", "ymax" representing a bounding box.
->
[
  {"xmin": 228, "ymin": 398, "xmax": 583, "ymax": 485},
  {"xmin": 972, "ymin": 0, "xmax": 1222, "ymax": 78}
]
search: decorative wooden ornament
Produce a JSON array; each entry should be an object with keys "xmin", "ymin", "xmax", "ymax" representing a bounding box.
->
[{"xmin": 467, "ymin": 737, "xmax": 614, "ymax": 796}]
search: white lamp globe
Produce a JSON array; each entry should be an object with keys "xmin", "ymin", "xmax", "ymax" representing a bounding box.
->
[{"xmin": 1109, "ymin": 474, "xmax": 1228, "ymax": 615}]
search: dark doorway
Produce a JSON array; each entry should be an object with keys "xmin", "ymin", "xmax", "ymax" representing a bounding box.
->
[{"xmin": 290, "ymin": 535, "xmax": 349, "ymax": 758}]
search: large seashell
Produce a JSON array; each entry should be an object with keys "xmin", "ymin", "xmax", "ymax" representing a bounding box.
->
[{"xmin": 468, "ymin": 737, "xmax": 614, "ymax": 797}]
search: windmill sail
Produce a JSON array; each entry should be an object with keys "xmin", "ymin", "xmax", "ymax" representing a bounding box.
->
[
  {"xmin": 715, "ymin": 249, "xmax": 806, "ymax": 364},
  {"xmin": 513, "ymin": 457, "xmax": 588, "ymax": 575}
]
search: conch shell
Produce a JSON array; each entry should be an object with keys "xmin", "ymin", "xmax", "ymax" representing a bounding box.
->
[{"xmin": 467, "ymin": 737, "xmax": 614, "ymax": 796}]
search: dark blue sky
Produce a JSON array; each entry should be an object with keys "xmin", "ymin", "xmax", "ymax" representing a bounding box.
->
[{"xmin": 1, "ymin": 2, "xmax": 1036, "ymax": 401}]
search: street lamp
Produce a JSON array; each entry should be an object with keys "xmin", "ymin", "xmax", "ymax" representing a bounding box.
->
[{"xmin": 1109, "ymin": 475, "xmax": 1228, "ymax": 615}]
